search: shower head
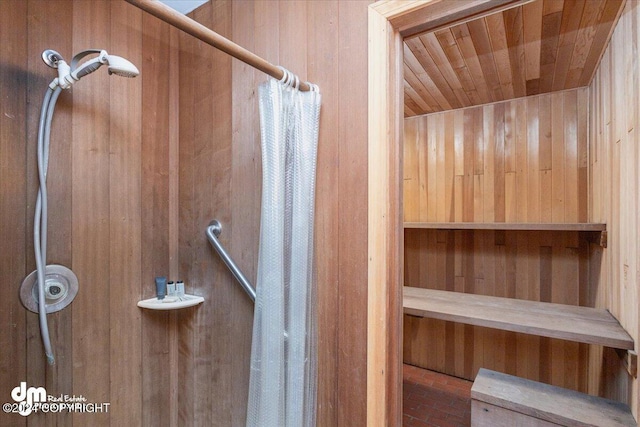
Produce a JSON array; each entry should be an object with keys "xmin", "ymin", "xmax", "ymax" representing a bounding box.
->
[
  {"xmin": 43, "ymin": 48, "xmax": 139, "ymax": 89},
  {"xmin": 104, "ymin": 54, "xmax": 139, "ymax": 78}
]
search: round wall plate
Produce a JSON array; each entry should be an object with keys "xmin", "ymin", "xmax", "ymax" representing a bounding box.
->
[{"xmin": 20, "ymin": 265, "xmax": 78, "ymax": 314}]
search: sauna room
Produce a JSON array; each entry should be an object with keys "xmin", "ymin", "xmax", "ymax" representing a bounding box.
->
[
  {"xmin": 382, "ymin": 0, "xmax": 640, "ymax": 426},
  {"xmin": 0, "ymin": 0, "xmax": 638, "ymax": 426}
]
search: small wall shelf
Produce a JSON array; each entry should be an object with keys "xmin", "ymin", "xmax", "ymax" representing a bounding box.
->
[{"xmin": 137, "ymin": 295, "xmax": 204, "ymax": 310}]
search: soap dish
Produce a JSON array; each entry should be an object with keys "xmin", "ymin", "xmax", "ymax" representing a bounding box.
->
[{"xmin": 137, "ymin": 294, "xmax": 204, "ymax": 310}]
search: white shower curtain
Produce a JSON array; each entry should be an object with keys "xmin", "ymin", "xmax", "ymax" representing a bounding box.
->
[{"xmin": 246, "ymin": 75, "xmax": 321, "ymax": 427}]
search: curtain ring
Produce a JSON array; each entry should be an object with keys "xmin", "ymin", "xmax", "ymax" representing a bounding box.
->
[
  {"xmin": 292, "ymin": 73, "xmax": 300, "ymax": 91},
  {"xmin": 276, "ymin": 65, "xmax": 289, "ymax": 85}
]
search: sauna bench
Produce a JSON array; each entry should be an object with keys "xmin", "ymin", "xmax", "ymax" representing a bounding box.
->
[
  {"xmin": 403, "ymin": 287, "xmax": 633, "ymax": 350},
  {"xmin": 403, "ymin": 222, "xmax": 606, "ymax": 231},
  {"xmin": 471, "ymin": 368, "xmax": 636, "ymax": 427}
]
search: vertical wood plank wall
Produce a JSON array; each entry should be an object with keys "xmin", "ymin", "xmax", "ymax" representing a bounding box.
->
[
  {"xmin": 589, "ymin": 0, "xmax": 639, "ymax": 417},
  {"xmin": 404, "ymin": 89, "xmax": 588, "ymax": 224},
  {"xmin": 0, "ymin": 1, "xmax": 369, "ymax": 426},
  {"xmin": 403, "ymin": 89, "xmax": 595, "ymax": 393},
  {"xmin": 180, "ymin": 1, "xmax": 370, "ymax": 425}
]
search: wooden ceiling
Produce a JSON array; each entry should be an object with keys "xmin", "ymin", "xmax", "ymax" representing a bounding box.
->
[{"xmin": 404, "ymin": 0, "xmax": 625, "ymax": 117}]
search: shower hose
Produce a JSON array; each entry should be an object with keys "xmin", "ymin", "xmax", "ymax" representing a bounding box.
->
[{"xmin": 35, "ymin": 85, "xmax": 63, "ymax": 365}]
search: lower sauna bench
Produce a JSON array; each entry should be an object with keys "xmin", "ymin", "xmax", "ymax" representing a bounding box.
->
[
  {"xmin": 403, "ymin": 287, "xmax": 634, "ymax": 350},
  {"xmin": 471, "ymin": 369, "xmax": 636, "ymax": 427}
]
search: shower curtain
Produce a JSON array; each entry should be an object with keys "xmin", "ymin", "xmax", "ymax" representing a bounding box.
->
[{"xmin": 246, "ymin": 75, "xmax": 321, "ymax": 427}]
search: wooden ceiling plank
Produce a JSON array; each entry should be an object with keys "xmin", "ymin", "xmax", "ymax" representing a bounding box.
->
[
  {"xmin": 406, "ymin": 37, "xmax": 462, "ymax": 109},
  {"xmin": 542, "ymin": 0, "xmax": 564, "ymax": 16},
  {"xmin": 450, "ymin": 23, "xmax": 493, "ymax": 104},
  {"xmin": 540, "ymin": 11, "xmax": 562, "ymax": 66},
  {"xmin": 552, "ymin": 0, "xmax": 585, "ymax": 91},
  {"xmin": 401, "ymin": 0, "xmax": 625, "ymax": 117},
  {"xmin": 404, "ymin": 47, "xmax": 452, "ymax": 112},
  {"xmin": 436, "ymin": 28, "xmax": 484, "ymax": 105},
  {"xmin": 482, "ymin": 14, "xmax": 514, "ymax": 100},
  {"xmin": 504, "ymin": 7, "xmax": 527, "ymax": 98},
  {"xmin": 394, "ymin": 0, "xmax": 530, "ymax": 39},
  {"xmin": 405, "ymin": 102, "xmax": 418, "ymax": 118},
  {"xmin": 578, "ymin": 0, "xmax": 625, "ymax": 87},
  {"xmin": 403, "ymin": 84, "xmax": 422, "ymax": 117},
  {"xmin": 420, "ymin": 32, "xmax": 472, "ymax": 107},
  {"xmin": 557, "ymin": 0, "xmax": 585, "ymax": 47},
  {"xmin": 464, "ymin": 15, "xmax": 512, "ymax": 101},
  {"xmin": 523, "ymin": 0, "xmax": 543, "ymax": 82},
  {"xmin": 539, "ymin": 11, "xmax": 562, "ymax": 93},
  {"xmin": 404, "ymin": 76, "xmax": 435, "ymax": 114},
  {"xmin": 565, "ymin": 0, "xmax": 607, "ymax": 88}
]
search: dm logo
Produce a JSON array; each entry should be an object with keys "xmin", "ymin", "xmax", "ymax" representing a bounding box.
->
[{"xmin": 11, "ymin": 382, "xmax": 46, "ymax": 416}]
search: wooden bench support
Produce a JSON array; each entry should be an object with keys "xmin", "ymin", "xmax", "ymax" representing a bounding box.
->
[
  {"xmin": 404, "ymin": 287, "xmax": 634, "ymax": 350},
  {"xmin": 471, "ymin": 369, "xmax": 636, "ymax": 427}
]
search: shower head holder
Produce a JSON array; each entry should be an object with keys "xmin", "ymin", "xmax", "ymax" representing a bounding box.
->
[{"xmin": 44, "ymin": 48, "xmax": 140, "ymax": 89}]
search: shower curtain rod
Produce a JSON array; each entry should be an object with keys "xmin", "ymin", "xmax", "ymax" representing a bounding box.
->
[{"xmin": 124, "ymin": 0, "xmax": 311, "ymax": 92}]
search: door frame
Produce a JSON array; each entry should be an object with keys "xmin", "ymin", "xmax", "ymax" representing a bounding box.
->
[{"xmin": 366, "ymin": 1, "xmax": 529, "ymax": 424}]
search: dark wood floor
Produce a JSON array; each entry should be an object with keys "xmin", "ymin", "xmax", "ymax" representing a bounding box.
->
[{"xmin": 403, "ymin": 364, "xmax": 472, "ymax": 427}]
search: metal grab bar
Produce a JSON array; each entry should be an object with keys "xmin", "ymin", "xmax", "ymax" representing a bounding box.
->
[{"xmin": 206, "ymin": 220, "xmax": 256, "ymax": 302}]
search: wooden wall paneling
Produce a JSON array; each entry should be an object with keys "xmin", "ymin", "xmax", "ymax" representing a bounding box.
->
[
  {"xmin": 71, "ymin": 2, "xmax": 112, "ymax": 425},
  {"xmin": 403, "ymin": 230, "xmax": 592, "ymax": 391},
  {"xmin": 404, "ymin": 118, "xmax": 420, "ymax": 222},
  {"xmin": 550, "ymin": 92, "xmax": 565, "ymax": 222},
  {"xmin": 167, "ymin": 25, "xmax": 181, "ymax": 427},
  {"xmin": 229, "ymin": 1, "xmax": 261, "ymax": 425},
  {"xmin": 336, "ymin": 1, "xmax": 369, "ymax": 425},
  {"xmin": 442, "ymin": 113, "xmax": 454, "ymax": 222},
  {"xmin": 483, "ymin": 105, "xmax": 495, "ymax": 222},
  {"xmin": 577, "ymin": 89, "xmax": 588, "ymax": 223},
  {"xmin": 589, "ymin": 0, "xmax": 639, "ymax": 415},
  {"xmin": 526, "ymin": 96, "xmax": 540, "ymax": 222},
  {"xmin": 21, "ymin": 2, "xmax": 74, "ymax": 426},
  {"xmin": 427, "ymin": 114, "xmax": 438, "ymax": 221},
  {"xmin": 563, "ymin": 90, "xmax": 578, "ymax": 223},
  {"xmin": 109, "ymin": 1, "xmax": 143, "ymax": 424},
  {"xmin": 514, "ymin": 98, "xmax": 527, "ymax": 221},
  {"xmin": 403, "ymin": 88, "xmax": 592, "ymax": 392},
  {"xmin": 141, "ymin": 10, "xmax": 172, "ymax": 427},
  {"xmin": 307, "ymin": 1, "xmax": 340, "ymax": 424},
  {"xmin": 0, "ymin": 2, "xmax": 28, "ymax": 426},
  {"xmin": 177, "ymin": 11, "xmax": 198, "ymax": 424},
  {"xmin": 184, "ymin": 2, "xmax": 233, "ymax": 424},
  {"xmin": 404, "ymin": 89, "xmax": 588, "ymax": 225},
  {"xmin": 493, "ymin": 103, "xmax": 506, "ymax": 222}
]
